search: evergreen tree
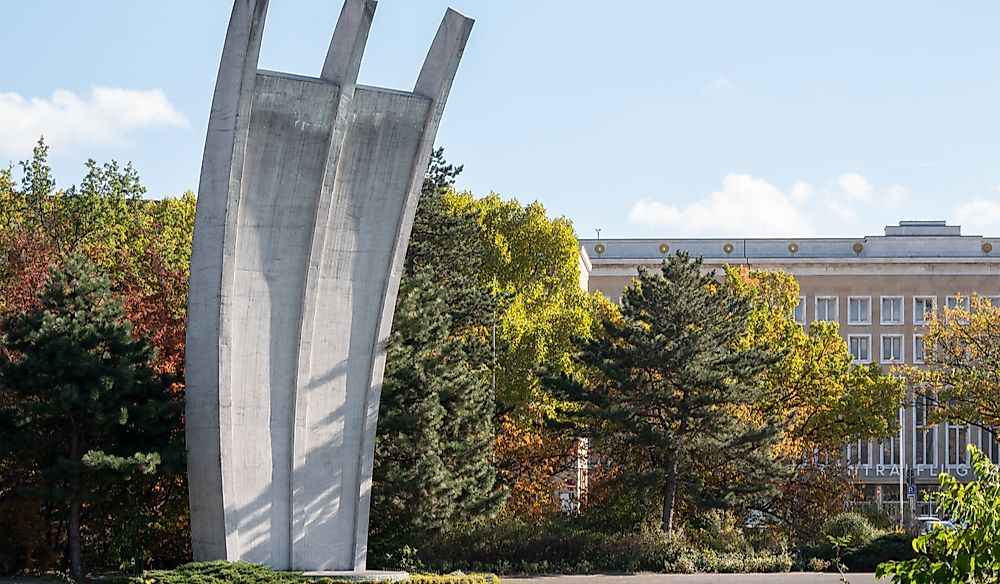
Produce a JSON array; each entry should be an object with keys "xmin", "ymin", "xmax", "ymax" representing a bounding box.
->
[
  {"xmin": 372, "ymin": 269, "xmax": 502, "ymax": 548},
  {"xmin": 371, "ymin": 150, "xmax": 504, "ymax": 559},
  {"xmin": 0, "ymin": 255, "xmax": 180, "ymax": 578},
  {"xmin": 548, "ymin": 252, "xmax": 783, "ymax": 537}
]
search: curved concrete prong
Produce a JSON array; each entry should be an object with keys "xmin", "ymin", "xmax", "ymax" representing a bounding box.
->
[
  {"xmin": 322, "ymin": 0, "xmax": 377, "ymax": 86},
  {"xmin": 188, "ymin": 0, "xmax": 473, "ymax": 571},
  {"xmin": 187, "ymin": 0, "xmax": 269, "ymax": 562},
  {"xmin": 413, "ymin": 8, "xmax": 475, "ymax": 102}
]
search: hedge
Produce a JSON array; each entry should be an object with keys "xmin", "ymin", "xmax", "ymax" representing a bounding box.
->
[{"xmin": 119, "ymin": 562, "xmax": 498, "ymax": 584}]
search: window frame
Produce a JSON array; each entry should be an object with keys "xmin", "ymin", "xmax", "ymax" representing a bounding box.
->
[
  {"xmin": 880, "ymin": 333, "xmax": 905, "ymax": 364},
  {"xmin": 913, "ymin": 394, "xmax": 937, "ymax": 469},
  {"xmin": 914, "ymin": 296, "xmax": 936, "ymax": 325},
  {"xmin": 913, "ymin": 334, "xmax": 925, "ymax": 365},
  {"xmin": 847, "ymin": 296, "xmax": 872, "ymax": 325},
  {"xmin": 847, "ymin": 439, "xmax": 872, "ymax": 468},
  {"xmin": 815, "ymin": 295, "xmax": 839, "ymax": 323},
  {"xmin": 793, "ymin": 295, "xmax": 806, "ymax": 325},
  {"xmin": 848, "ymin": 334, "xmax": 872, "ymax": 364},
  {"xmin": 880, "ymin": 295, "xmax": 904, "ymax": 326},
  {"xmin": 945, "ymin": 295, "xmax": 970, "ymax": 311}
]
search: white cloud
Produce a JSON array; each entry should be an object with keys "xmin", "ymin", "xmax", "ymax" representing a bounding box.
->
[
  {"xmin": 837, "ymin": 172, "xmax": 874, "ymax": 201},
  {"xmin": 628, "ymin": 173, "xmax": 815, "ymax": 237},
  {"xmin": 707, "ymin": 76, "xmax": 735, "ymax": 94},
  {"xmin": 0, "ymin": 87, "xmax": 187, "ymax": 156},
  {"xmin": 627, "ymin": 172, "xmax": 916, "ymax": 237},
  {"xmin": 953, "ymin": 198, "xmax": 1000, "ymax": 234},
  {"xmin": 790, "ymin": 181, "xmax": 813, "ymax": 203},
  {"xmin": 886, "ymin": 184, "xmax": 909, "ymax": 204}
]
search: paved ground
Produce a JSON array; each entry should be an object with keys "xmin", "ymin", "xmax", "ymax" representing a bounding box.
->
[{"xmin": 504, "ymin": 574, "xmax": 884, "ymax": 584}]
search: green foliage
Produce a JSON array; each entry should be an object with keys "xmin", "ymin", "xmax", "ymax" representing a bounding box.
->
[
  {"xmin": 0, "ymin": 498, "xmax": 57, "ymax": 574},
  {"xmin": 797, "ymin": 531, "xmax": 914, "ymax": 573},
  {"xmin": 900, "ymin": 296, "xmax": 1000, "ymax": 428},
  {"xmin": 418, "ymin": 518, "xmax": 792, "ymax": 575},
  {"xmin": 843, "ymin": 533, "xmax": 915, "ymax": 572},
  {"xmin": 373, "ymin": 269, "xmax": 503, "ymax": 550},
  {"xmin": 0, "ymin": 255, "xmax": 182, "ymax": 577},
  {"xmin": 448, "ymin": 191, "xmax": 594, "ymax": 412},
  {"xmin": 372, "ymin": 149, "xmax": 504, "ymax": 559},
  {"xmin": 823, "ymin": 512, "xmax": 879, "ymax": 547},
  {"xmin": 128, "ymin": 562, "xmax": 499, "ymax": 584},
  {"xmin": 684, "ymin": 510, "xmax": 753, "ymax": 554},
  {"xmin": 548, "ymin": 252, "xmax": 784, "ymax": 536},
  {"xmin": 877, "ymin": 445, "xmax": 1000, "ymax": 583},
  {"xmin": 725, "ymin": 266, "xmax": 904, "ymax": 451}
]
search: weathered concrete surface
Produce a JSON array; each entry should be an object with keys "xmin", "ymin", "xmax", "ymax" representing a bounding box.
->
[{"xmin": 186, "ymin": 0, "xmax": 473, "ymax": 571}]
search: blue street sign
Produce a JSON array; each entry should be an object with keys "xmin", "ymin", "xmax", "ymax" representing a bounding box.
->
[{"xmin": 907, "ymin": 485, "xmax": 916, "ymax": 497}]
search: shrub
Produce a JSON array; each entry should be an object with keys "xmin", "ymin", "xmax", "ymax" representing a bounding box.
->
[
  {"xmin": 684, "ymin": 510, "xmax": 752, "ymax": 554},
  {"xmin": 842, "ymin": 533, "xmax": 915, "ymax": 572},
  {"xmin": 878, "ymin": 445, "xmax": 1000, "ymax": 583},
  {"xmin": 129, "ymin": 562, "xmax": 499, "ymax": 584},
  {"xmin": 132, "ymin": 562, "xmax": 305, "ymax": 584},
  {"xmin": 0, "ymin": 498, "xmax": 57, "ymax": 575},
  {"xmin": 806, "ymin": 557, "xmax": 831, "ymax": 572},
  {"xmin": 822, "ymin": 512, "xmax": 878, "ymax": 546},
  {"xmin": 411, "ymin": 517, "xmax": 792, "ymax": 575}
]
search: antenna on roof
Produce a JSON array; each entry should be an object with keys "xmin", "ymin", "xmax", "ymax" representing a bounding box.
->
[{"xmin": 595, "ymin": 228, "xmax": 602, "ymax": 240}]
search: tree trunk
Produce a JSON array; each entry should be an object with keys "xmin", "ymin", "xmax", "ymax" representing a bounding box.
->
[
  {"xmin": 69, "ymin": 495, "xmax": 82, "ymax": 580},
  {"xmin": 661, "ymin": 454, "xmax": 679, "ymax": 539},
  {"xmin": 68, "ymin": 426, "xmax": 83, "ymax": 580}
]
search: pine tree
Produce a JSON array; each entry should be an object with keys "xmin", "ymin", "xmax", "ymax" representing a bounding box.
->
[
  {"xmin": 370, "ymin": 150, "xmax": 504, "ymax": 558},
  {"xmin": 372, "ymin": 269, "xmax": 502, "ymax": 548},
  {"xmin": 0, "ymin": 255, "xmax": 180, "ymax": 578},
  {"xmin": 548, "ymin": 252, "xmax": 783, "ymax": 537}
]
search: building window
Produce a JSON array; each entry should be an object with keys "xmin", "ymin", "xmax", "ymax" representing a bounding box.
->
[
  {"xmin": 880, "ymin": 334, "xmax": 904, "ymax": 363},
  {"xmin": 793, "ymin": 296, "xmax": 806, "ymax": 325},
  {"xmin": 848, "ymin": 439, "xmax": 871, "ymax": 467},
  {"xmin": 987, "ymin": 296, "xmax": 1000, "ymax": 309},
  {"xmin": 913, "ymin": 335, "xmax": 925, "ymax": 364},
  {"xmin": 816, "ymin": 296, "xmax": 838, "ymax": 322},
  {"xmin": 848, "ymin": 335, "xmax": 871, "ymax": 363},
  {"xmin": 880, "ymin": 435, "xmax": 901, "ymax": 466},
  {"xmin": 914, "ymin": 393, "xmax": 936, "ymax": 468},
  {"xmin": 848, "ymin": 296, "xmax": 871, "ymax": 325},
  {"xmin": 980, "ymin": 428, "xmax": 1000, "ymax": 465},
  {"xmin": 914, "ymin": 297, "xmax": 936, "ymax": 325},
  {"xmin": 947, "ymin": 423, "xmax": 970, "ymax": 467},
  {"xmin": 880, "ymin": 296, "xmax": 904, "ymax": 325},
  {"xmin": 945, "ymin": 295, "xmax": 970, "ymax": 311}
]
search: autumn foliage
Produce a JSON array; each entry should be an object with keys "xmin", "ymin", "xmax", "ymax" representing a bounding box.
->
[{"xmin": 0, "ymin": 140, "xmax": 195, "ymax": 572}]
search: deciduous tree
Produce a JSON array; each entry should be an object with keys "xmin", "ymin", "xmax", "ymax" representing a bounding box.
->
[
  {"xmin": 900, "ymin": 295, "xmax": 1000, "ymax": 429},
  {"xmin": 725, "ymin": 266, "xmax": 904, "ymax": 454},
  {"xmin": 0, "ymin": 256, "xmax": 181, "ymax": 578}
]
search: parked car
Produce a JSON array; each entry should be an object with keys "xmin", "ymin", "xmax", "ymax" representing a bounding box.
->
[{"xmin": 916, "ymin": 515, "xmax": 957, "ymax": 535}]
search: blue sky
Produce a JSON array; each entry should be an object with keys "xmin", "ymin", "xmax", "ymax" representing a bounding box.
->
[{"xmin": 5, "ymin": 1, "xmax": 1000, "ymax": 238}]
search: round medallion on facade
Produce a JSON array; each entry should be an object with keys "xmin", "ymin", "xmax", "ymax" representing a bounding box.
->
[
  {"xmin": 788, "ymin": 242, "xmax": 799, "ymax": 254},
  {"xmin": 723, "ymin": 243, "xmax": 735, "ymax": 254},
  {"xmin": 659, "ymin": 243, "xmax": 670, "ymax": 254},
  {"xmin": 594, "ymin": 243, "xmax": 606, "ymax": 255},
  {"xmin": 984, "ymin": 242, "xmax": 994, "ymax": 254},
  {"xmin": 852, "ymin": 242, "xmax": 864, "ymax": 255}
]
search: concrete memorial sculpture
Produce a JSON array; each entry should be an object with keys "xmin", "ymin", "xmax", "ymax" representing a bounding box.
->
[{"xmin": 185, "ymin": 0, "xmax": 473, "ymax": 571}]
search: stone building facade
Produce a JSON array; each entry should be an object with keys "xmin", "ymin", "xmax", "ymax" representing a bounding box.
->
[{"xmin": 578, "ymin": 221, "xmax": 1000, "ymax": 516}]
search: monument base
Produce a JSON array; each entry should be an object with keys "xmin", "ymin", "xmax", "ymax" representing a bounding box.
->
[{"xmin": 301, "ymin": 570, "xmax": 409, "ymax": 582}]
